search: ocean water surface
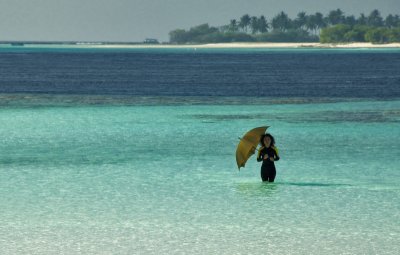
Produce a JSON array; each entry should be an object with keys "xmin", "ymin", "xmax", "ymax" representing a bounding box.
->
[{"xmin": 0, "ymin": 45, "xmax": 399, "ymax": 254}]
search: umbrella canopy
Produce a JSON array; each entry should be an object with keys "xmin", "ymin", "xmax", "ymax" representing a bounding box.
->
[{"xmin": 236, "ymin": 126, "xmax": 269, "ymax": 169}]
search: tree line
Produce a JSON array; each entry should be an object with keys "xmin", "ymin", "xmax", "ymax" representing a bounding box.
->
[{"xmin": 169, "ymin": 9, "xmax": 400, "ymax": 44}]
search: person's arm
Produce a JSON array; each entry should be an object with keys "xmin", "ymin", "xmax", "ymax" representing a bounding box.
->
[
  {"xmin": 257, "ymin": 147, "xmax": 264, "ymax": 162},
  {"xmin": 273, "ymin": 146, "xmax": 280, "ymax": 161}
]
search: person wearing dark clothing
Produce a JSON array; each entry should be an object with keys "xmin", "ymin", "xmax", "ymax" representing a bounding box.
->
[{"xmin": 257, "ymin": 134, "xmax": 280, "ymax": 182}]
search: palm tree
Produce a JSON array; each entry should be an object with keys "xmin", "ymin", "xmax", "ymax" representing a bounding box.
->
[
  {"xmin": 385, "ymin": 15, "xmax": 395, "ymax": 28},
  {"xmin": 393, "ymin": 15, "xmax": 400, "ymax": 27},
  {"xmin": 250, "ymin": 16, "xmax": 259, "ymax": 34},
  {"xmin": 306, "ymin": 14, "xmax": 318, "ymax": 34},
  {"xmin": 344, "ymin": 15, "xmax": 357, "ymax": 26},
  {"xmin": 395, "ymin": 15, "xmax": 400, "ymax": 27},
  {"xmin": 357, "ymin": 13, "xmax": 368, "ymax": 25},
  {"xmin": 303, "ymin": 12, "xmax": 325, "ymax": 35},
  {"xmin": 368, "ymin": 9, "xmax": 384, "ymax": 27},
  {"xmin": 258, "ymin": 15, "xmax": 269, "ymax": 33},
  {"xmin": 239, "ymin": 14, "xmax": 251, "ymax": 33},
  {"xmin": 271, "ymin": 11, "xmax": 292, "ymax": 31},
  {"xmin": 295, "ymin": 11, "xmax": 308, "ymax": 30},
  {"xmin": 314, "ymin": 12, "xmax": 326, "ymax": 31},
  {"xmin": 229, "ymin": 19, "xmax": 239, "ymax": 32},
  {"xmin": 327, "ymin": 8, "xmax": 345, "ymax": 25},
  {"xmin": 385, "ymin": 14, "xmax": 400, "ymax": 28}
]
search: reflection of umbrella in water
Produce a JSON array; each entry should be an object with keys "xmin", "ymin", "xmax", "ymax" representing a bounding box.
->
[{"xmin": 236, "ymin": 126, "xmax": 269, "ymax": 170}]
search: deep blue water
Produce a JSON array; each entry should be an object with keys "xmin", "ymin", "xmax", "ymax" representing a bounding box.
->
[
  {"xmin": 1, "ymin": 46, "xmax": 400, "ymax": 254},
  {"xmin": 1, "ymin": 48, "xmax": 399, "ymax": 98}
]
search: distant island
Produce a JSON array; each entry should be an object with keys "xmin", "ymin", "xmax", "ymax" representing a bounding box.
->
[{"xmin": 169, "ymin": 9, "xmax": 400, "ymax": 44}]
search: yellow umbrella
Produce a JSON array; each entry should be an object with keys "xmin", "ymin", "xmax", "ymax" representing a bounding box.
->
[{"xmin": 236, "ymin": 126, "xmax": 269, "ymax": 169}]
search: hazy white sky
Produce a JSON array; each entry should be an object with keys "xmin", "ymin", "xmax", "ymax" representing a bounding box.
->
[{"xmin": 0, "ymin": 0, "xmax": 399, "ymax": 42}]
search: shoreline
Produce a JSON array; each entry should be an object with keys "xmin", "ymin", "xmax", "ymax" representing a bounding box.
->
[
  {"xmin": 86, "ymin": 42, "xmax": 400, "ymax": 49},
  {"xmin": 2, "ymin": 42, "xmax": 400, "ymax": 49}
]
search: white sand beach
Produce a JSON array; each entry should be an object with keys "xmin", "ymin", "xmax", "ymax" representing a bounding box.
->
[
  {"xmin": 97, "ymin": 42, "xmax": 400, "ymax": 49},
  {"xmin": 3, "ymin": 42, "xmax": 399, "ymax": 49}
]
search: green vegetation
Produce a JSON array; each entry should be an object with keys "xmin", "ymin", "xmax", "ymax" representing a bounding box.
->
[{"xmin": 169, "ymin": 9, "xmax": 400, "ymax": 44}]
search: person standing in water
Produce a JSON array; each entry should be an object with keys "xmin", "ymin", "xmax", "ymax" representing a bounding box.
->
[{"xmin": 257, "ymin": 134, "xmax": 280, "ymax": 182}]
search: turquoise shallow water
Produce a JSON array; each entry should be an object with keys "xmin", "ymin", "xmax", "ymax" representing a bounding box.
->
[{"xmin": 0, "ymin": 98, "xmax": 399, "ymax": 254}]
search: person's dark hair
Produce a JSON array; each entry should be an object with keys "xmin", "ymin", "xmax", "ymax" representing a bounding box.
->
[{"xmin": 260, "ymin": 133, "xmax": 275, "ymax": 147}]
